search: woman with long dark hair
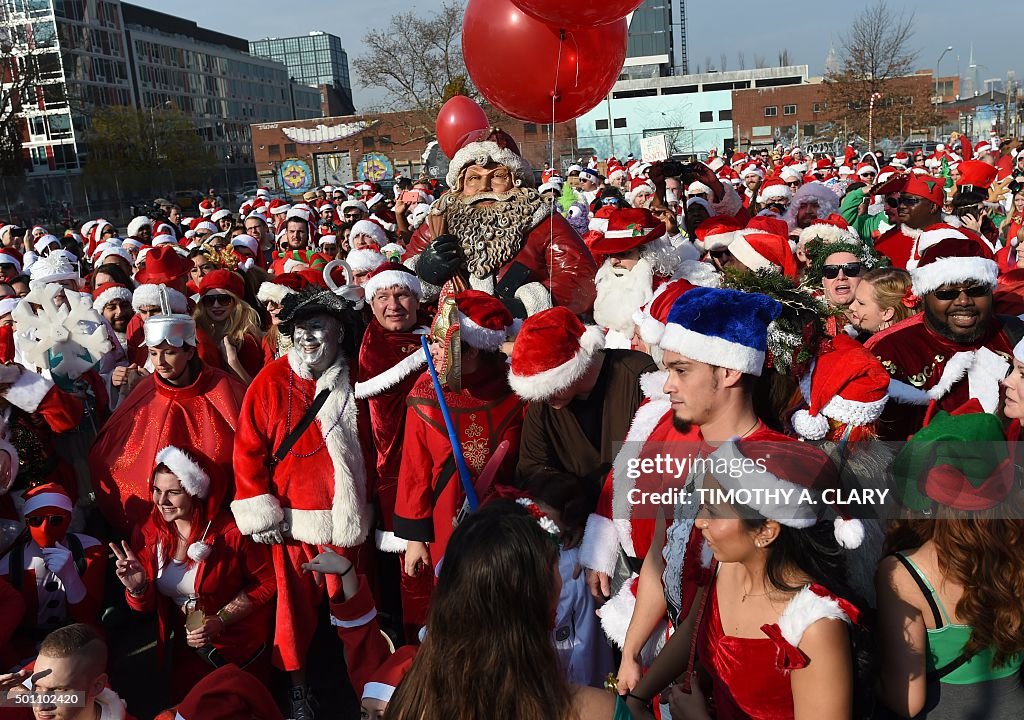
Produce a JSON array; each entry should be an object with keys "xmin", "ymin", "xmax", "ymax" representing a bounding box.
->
[
  {"xmin": 386, "ymin": 502, "xmax": 653, "ymax": 720},
  {"xmin": 624, "ymin": 441, "xmax": 866, "ymax": 720}
]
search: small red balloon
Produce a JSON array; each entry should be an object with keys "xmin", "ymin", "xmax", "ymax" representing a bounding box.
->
[
  {"xmin": 512, "ymin": 0, "xmax": 646, "ymax": 28},
  {"xmin": 463, "ymin": 0, "xmax": 627, "ymax": 124},
  {"xmin": 435, "ymin": 96, "xmax": 491, "ymax": 158}
]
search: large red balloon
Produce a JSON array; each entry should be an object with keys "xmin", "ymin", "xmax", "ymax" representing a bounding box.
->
[
  {"xmin": 436, "ymin": 96, "xmax": 491, "ymax": 158},
  {"xmin": 463, "ymin": 0, "xmax": 627, "ymax": 124},
  {"xmin": 512, "ymin": 0, "xmax": 646, "ymax": 28}
]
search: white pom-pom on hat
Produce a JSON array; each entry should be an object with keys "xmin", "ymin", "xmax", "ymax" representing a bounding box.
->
[
  {"xmin": 790, "ymin": 409, "xmax": 830, "ymax": 441},
  {"xmin": 834, "ymin": 517, "xmax": 865, "ymax": 549}
]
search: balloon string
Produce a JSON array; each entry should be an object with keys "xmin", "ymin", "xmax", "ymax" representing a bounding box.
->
[{"xmin": 547, "ymin": 29, "xmax": 566, "ymax": 310}]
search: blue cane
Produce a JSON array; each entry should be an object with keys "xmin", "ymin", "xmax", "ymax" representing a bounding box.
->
[{"xmin": 420, "ymin": 336, "xmax": 479, "ymax": 511}]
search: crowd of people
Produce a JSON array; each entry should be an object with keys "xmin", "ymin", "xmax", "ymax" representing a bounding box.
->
[{"xmin": 0, "ymin": 126, "xmax": 1023, "ymax": 720}]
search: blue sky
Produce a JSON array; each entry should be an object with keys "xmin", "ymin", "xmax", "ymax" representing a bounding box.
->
[{"xmin": 131, "ymin": 0, "xmax": 1018, "ymax": 110}]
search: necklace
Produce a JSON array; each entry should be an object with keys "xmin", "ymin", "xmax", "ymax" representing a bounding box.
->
[{"xmin": 739, "ymin": 417, "xmax": 759, "ymax": 438}]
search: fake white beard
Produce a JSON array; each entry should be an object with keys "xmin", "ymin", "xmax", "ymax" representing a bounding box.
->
[{"xmin": 593, "ymin": 258, "xmax": 654, "ymax": 335}]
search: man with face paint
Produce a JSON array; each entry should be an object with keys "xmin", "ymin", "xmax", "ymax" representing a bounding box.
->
[
  {"xmin": 0, "ymin": 483, "xmax": 106, "ymax": 661},
  {"xmin": 231, "ymin": 286, "xmax": 373, "ymax": 720}
]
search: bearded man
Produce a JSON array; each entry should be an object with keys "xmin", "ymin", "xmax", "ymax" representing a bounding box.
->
[
  {"xmin": 231, "ymin": 286, "xmax": 373, "ymax": 719},
  {"xmin": 404, "ymin": 129, "xmax": 597, "ymax": 318},
  {"xmin": 591, "ymin": 208, "xmax": 681, "ymax": 349}
]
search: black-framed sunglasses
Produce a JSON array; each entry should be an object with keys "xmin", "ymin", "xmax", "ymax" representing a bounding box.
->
[
  {"xmin": 27, "ymin": 514, "xmax": 66, "ymax": 528},
  {"xmin": 932, "ymin": 285, "xmax": 989, "ymax": 301},
  {"xmin": 886, "ymin": 194, "xmax": 922, "ymax": 208},
  {"xmin": 709, "ymin": 249, "xmax": 732, "ymax": 261},
  {"xmin": 823, "ymin": 262, "xmax": 863, "ymax": 279},
  {"xmin": 201, "ymin": 294, "xmax": 234, "ymax": 307}
]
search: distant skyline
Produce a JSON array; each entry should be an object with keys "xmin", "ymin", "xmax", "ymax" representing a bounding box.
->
[{"xmin": 130, "ymin": 0, "xmax": 1020, "ymax": 111}]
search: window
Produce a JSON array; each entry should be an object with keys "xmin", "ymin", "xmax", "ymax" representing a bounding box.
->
[
  {"xmin": 362, "ymin": 136, "xmax": 375, "ymax": 149},
  {"xmin": 718, "ymin": 109, "xmax": 732, "ymax": 121},
  {"xmin": 699, "ymin": 111, "xmax": 713, "ymax": 123},
  {"xmin": 812, "ymin": 102, "xmax": 827, "ymax": 113},
  {"xmin": 523, "ymin": 123, "xmax": 537, "ymax": 134},
  {"xmin": 269, "ymin": 144, "xmax": 281, "ymax": 157},
  {"xmin": 783, "ymin": 104, "xmax": 796, "ymax": 115},
  {"xmin": 613, "ymin": 117, "xmax": 627, "ymax": 129},
  {"xmin": 378, "ymin": 135, "xmax": 392, "ymax": 145},
  {"xmin": 763, "ymin": 106, "xmax": 778, "ymax": 117},
  {"xmin": 284, "ymin": 143, "xmax": 296, "ymax": 155},
  {"xmin": 595, "ymin": 119, "xmax": 609, "ymax": 130},
  {"xmin": 802, "ymin": 124, "xmax": 816, "ymax": 136}
]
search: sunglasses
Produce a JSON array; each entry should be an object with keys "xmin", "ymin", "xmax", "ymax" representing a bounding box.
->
[
  {"xmin": 886, "ymin": 195, "xmax": 922, "ymax": 208},
  {"xmin": 201, "ymin": 294, "xmax": 234, "ymax": 307},
  {"xmin": 860, "ymin": 172, "xmax": 876, "ymax": 178},
  {"xmin": 932, "ymin": 285, "xmax": 989, "ymax": 301},
  {"xmin": 709, "ymin": 249, "xmax": 732, "ymax": 261},
  {"xmin": 601, "ymin": 197, "xmax": 619, "ymax": 206},
  {"xmin": 27, "ymin": 514, "xmax": 66, "ymax": 528},
  {"xmin": 822, "ymin": 262, "xmax": 863, "ymax": 279}
]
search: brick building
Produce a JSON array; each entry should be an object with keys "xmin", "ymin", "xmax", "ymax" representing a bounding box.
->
[{"xmin": 251, "ymin": 109, "xmax": 577, "ymax": 195}]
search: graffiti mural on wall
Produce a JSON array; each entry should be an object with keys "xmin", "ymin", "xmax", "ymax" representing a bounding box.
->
[
  {"xmin": 358, "ymin": 153, "xmax": 394, "ymax": 182},
  {"xmin": 279, "ymin": 158, "xmax": 314, "ymax": 196}
]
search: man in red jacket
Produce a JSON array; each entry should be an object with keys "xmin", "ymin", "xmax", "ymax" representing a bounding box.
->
[
  {"xmin": 404, "ymin": 129, "xmax": 597, "ymax": 318},
  {"xmin": 230, "ymin": 286, "xmax": 374, "ymax": 719}
]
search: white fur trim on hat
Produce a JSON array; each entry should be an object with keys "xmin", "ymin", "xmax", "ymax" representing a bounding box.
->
[
  {"xmin": 92, "ymin": 285, "xmax": 133, "ymax": 313},
  {"xmin": 659, "ymin": 323, "xmax": 764, "ymax": 376},
  {"xmin": 507, "ymin": 325, "xmax": 605, "ymax": 401},
  {"xmin": 155, "ymin": 446, "xmax": 209, "ymax": 499},
  {"xmin": 132, "ymin": 284, "xmax": 187, "ymax": 313},
  {"xmin": 758, "ymin": 184, "xmax": 793, "ymax": 203},
  {"xmin": 910, "ymin": 256, "xmax": 998, "ymax": 297},
  {"xmin": 447, "ymin": 140, "xmax": 532, "ymax": 191},
  {"xmin": 345, "ymin": 248, "xmax": 386, "ymax": 273},
  {"xmin": 230, "ymin": 234, "xmax": 258, "ymax": 255},
  {"xmin": 350, "ymin": 220, "xmax": 387, "ymax": 246},
  {"xmin": 257, "ymin": 281, "xmax": 297, "ymax": 305},
  {"xmin": 727, "ymin": 233, "xmax": 780, "ymax": 273},
  {"xmin": 362, "ymin": 269, "xmax": 423, "ymax": 302},
  {"xmin": 127, "ymin": 216, "xmax": 152, "ymax": 237},
  {"xmin": 459, "ymin": 312, "xmax": 510, "ymax": 352}
]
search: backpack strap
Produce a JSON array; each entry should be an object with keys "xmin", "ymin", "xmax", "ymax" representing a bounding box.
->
[{"xmin": 891, "ymin": 553, "xmax": 944, "ymax": 629}]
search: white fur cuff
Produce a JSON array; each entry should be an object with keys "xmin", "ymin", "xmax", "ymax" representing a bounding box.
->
[
  {"xmin": 579, "ymin": 513, "xmax": 620, "ymax": 576},
  {"xmin": 230, "ymin": 494, "xmax": 284, "ymax": 536},
  {"xmin": 5, "ymin": 370, "xmax": 53, "ymax": 413}
]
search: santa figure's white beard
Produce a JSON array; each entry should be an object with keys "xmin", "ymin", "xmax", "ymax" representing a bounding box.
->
[{"xmin": 593, "ymin": 257, "xmax": 654, "ymax": 335}]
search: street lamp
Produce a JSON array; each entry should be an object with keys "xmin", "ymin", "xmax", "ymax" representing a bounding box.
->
[
  {"xmin": 224, "ymin": 154, "xmax": 232, "ymax": 198},
  {"xmin": 935, "ymin": 46, "xmax": 954, "ymax": 139}
]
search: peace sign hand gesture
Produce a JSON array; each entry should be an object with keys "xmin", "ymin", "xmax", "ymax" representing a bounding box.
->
[{"xmin": 109, "ymin": 540, "xmax": 147, "ymax": 594}]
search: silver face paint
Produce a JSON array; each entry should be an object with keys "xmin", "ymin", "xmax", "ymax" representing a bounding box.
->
[{"xmin": 293, "ymin": 313, "xmax": 342, "ymax": 374}]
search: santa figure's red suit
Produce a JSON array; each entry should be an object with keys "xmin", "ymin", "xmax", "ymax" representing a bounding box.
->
[
  {"xmin": 0, "ymin": 483, "xmax": 105, "ymax": 664},
  {"xmin": 230, "ymin": 292, "xmax": 374, "ymax": 671},
  {"xmin": 89, "ymin": 362, "xmax": 246, "ymax": 538},
  {"xmin": 403, "ymin": 129, "xmax": 597, "ymax": 318},
  {"xmin": 393, "ymin": 291, "xmax": 526, "ymax": 587},
  {"xmin": 866, "ymin": 238, "xmax": 1023, "ymax": 439}
]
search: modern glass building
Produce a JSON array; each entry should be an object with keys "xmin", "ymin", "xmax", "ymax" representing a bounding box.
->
[
  {"xmin": 250, "ymin": 32, "xmax": 354, "ymax": 113},
  {"xmin": 622, "ymin": 0, "xmax": 688, "ymax": 80}
]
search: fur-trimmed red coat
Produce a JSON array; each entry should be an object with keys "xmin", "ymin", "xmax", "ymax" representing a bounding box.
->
[{"xmin": 231, "ymin": 350, "xmax": 373, "ymax": 548}]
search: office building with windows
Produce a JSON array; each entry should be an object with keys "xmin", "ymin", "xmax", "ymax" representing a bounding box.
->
[
  {"xmin": 250, "ymin": 32, "xmax": 355, "ymax": 115},
  {"xmin": 622, "ymin": 0, "xmax": 688, "ymax": 80}
]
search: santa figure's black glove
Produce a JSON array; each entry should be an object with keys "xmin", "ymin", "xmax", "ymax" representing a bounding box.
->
[{"xmin": 416, "ymin": 234, "xmax": 462, "ymax": 286}]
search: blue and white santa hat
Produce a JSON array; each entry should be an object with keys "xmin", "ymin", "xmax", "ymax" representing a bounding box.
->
[{"xmin": 658, "ymin": 287, "xmax": 782, "ymax": 377}]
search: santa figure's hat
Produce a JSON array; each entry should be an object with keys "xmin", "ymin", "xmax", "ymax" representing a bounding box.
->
[
  {"xmin": 362, "ymin": 646, "xmax": 418, "ymax": 705},
  {"xmin": 757, "ymin": 177, "xmax": 792, "ymax": 204},
  {"xmin": 708, "ymin": 439, "xmax": 865, "ymax": 548},
  {"xmin": 791, "ymin": 334, "xmax": 890, "ymax": 440},
  {"xmin": 508, "ymin": 306, "xmax": 605, "ymax": 402},
  {"xmin": 694, "ymin": 216, "xmax": 742, "ymax": 251},
  {"xmin": 91, "ymin": 282, "xmax": 133, "ymax": 314},
  {"xmin": 173, "ymin": 663, "xmax": 284, "ymax": 720},
  {"xmin": 257, "ymin": 272, "xmax": 309, "ymax": 305},
  {"xmin": 345, "ymin": 248, "xmax": 386, "ymax": 275},
  {"xmin": 728, "ymin": 231, "xmax": 798, "ymax": 278},
  {"xmin": 362, "ymin": 261, "xmax": 423, "ymax": 302},
  {"xmin": 447, "ymin": 128, "xmax": 532, "ymax": 191},
  {"xmin": 590, "ymin": 208, "xmax": 665, "ymax": 256},
  {"xmin": 659, "ymin": 287, "xmax": 781, "ymax": 376},
  {"xmin": 454, "ymin": 289, "xmax": 515, "ymax": 352},
  {"xmin": 910, "ymin": 236, "xmax": 998, "ymax": 297}
]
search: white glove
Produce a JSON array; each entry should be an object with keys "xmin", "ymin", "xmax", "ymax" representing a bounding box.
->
[
  {"xmin": 252, "ymin": 527, "xmax": 283, "ymax": 545},
  {"xmin": 42, "ymin": 542, "xmax": 87, "ymax": 604}
]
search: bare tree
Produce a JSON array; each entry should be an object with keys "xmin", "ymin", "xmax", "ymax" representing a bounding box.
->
[
  {"xmin": 738, "ymin": 52, "xmax": 746, "ymax": 70},
  {"xmin": 823, "ymin": 1, "xmax": 936, "ymax": 142},
  {"xmin": 720, "ymin": 54, "xmax": 728, "ymax": 72},
  {"xmin": 778, "ymin": 49, "xmax": 791, "ymax": 67},
  {"xmin": 754, "ymin": 55, "xmax": 766, "ymax": 69},
  {"xmin": 353, "ymin": 2, "xmax": 471, "ymax": 134}
]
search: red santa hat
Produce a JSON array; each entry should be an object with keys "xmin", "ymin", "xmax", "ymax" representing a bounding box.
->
[
  {"xmin": 973, "ymin": 141, "xmax": 994, "ymax": 158},
  {"xmin": 199, "ymin": 269, "xmax": 244, "ymax": 299},
  {"xmin": 447, "ymin": 128, "xmax": 532, "ymax": 191},
  {"xmin": 797, "ymin": 214, "xmax": 859, "ymax": 247},
  {"xmin": 135, "ymin": 246, "xmax": 190, "ymax": 285},
  {"xmin": 910, "ymin": 236, "xmax": 998, "ymax": 297},
  {"xmin": 345, "ymin": 248, "xmax": 386, "ymax": 274},
  {"xmin": 955, "ymin": 159, "xmax": 998, "ymax": 191},
  {"xmin": 756, "ymin": 177, "xmax": 792, "ymax": 203},
  {"xmin": 636, "ymin": 278, "xmax": 696, "ymax": 346},
  {"xmin": 626, "ymin": 176, "xmax": 656, "ymax": 202},
  {"xmin": 91, "ymin": 282, "xmax": 133, "ymax": 314},
  {"xmin": 362, "ymin": 261, "xmax": 423, "ymax": 302},
  {"xmin": 156, "ymin": 445, "xmax": 209, "ymax": 499},
  {"xmin": 22, "ymin": 481, "xmax": 74, "ymax": 517},
  {"xmin": 745, "ymin": 215, "xmax": 790, "ymax": 238},
  {"xmin": 728, "ymin": 231, "xmax": 798, "ymax": 278},
  {"xmin": 198, "ymin": 199, "xmax": 214, "ymax": 217},
  {"xmin": 855, "ymin": 162, "xmax": 878, "ymax": 178},
  {"xmin": 739, "ymin": 162, "xmax": 765, "ymax": 180},
  {"xmin": 607, "ymin": 164, "xmax": 626, "ymax": 182},
  {"xmin": 0, "ymin": 249, "xmax": 22, "ymax": 274},
  {"xmin": 257, "ymin": 272, "xmax": 309, "ymax": 305},
  {"xmin": 589, "ymin": 208, "xmax": 665, "ymax": 255},
  {"xmin": 173, "ymin": 663, "xmax": 284, "ymax": 720},
  {"xmin": 508, "ymin": 306, "xmax": 605, "ymax": 402},
  {"xmin": 892, "ymin": 151, "xmax": 911, "ymax": 167},
  {"xmin": 268, "ymin": 199, "xmax": 290, "ymax": 216},
  {"xmin": 132, "ymin": 284, "xmax": 186, "ymax": 313},
  {"xmin": 790, "ymin": 334, "xmax": 890, "ymax": 440},
  {"xmin": 707, "ymin": 439, "xmax": 865, "ymax": 548},
  {"xmin": 694, "ymin": 216, "xmax": 742, "ymax": 251},
  {"xmin": 455, "ymin": 289, "xmax": 515, "ymax": 352},
  {"xmin": 874, "ymin": 173, "xmax": 945, "ymax": 206},
  {"xmin": 230, "ymin": 234, "xmax": 259, "ymax": 256},
  {"xmin": 350, "ymin": 219, "xmax": 388, "ymax": 247},
  {"xmin": 362, "ymin": 646, "xmax": 418, "ymax": 704},
  {"xmin": 876, "ymin": 165, "xmax": 899, "ymax": 183}
]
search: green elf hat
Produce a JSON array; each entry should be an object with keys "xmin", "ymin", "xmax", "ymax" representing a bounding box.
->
[{"xmin": 892, "ymin": 399, "xmax": 1013, "ymax": 512}]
